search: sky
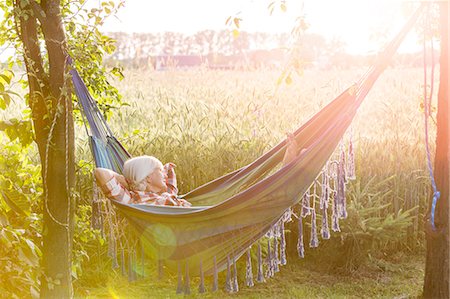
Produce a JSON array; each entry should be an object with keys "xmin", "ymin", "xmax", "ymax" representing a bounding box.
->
[{"xmin": 100, "ymin": 0, "xmax": 422, "ymax": 54}]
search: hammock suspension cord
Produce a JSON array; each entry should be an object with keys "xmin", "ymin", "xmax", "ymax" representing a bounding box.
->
[{"xmin": 422, "ymin": 4, "xmax": 440, "ymax": 231}]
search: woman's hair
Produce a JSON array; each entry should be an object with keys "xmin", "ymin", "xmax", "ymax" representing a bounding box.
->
[{"xmin": 123, "ymin": 155, "xmax": 163, "ymax": 191}]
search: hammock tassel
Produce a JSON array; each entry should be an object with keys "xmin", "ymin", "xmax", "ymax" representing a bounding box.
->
[
  {"xmin": 309, "ymin": 209, "xmax": 319, "ymax": 248},
  {"xmin": 321, "ymin": 207, "xmax": 330, "ymax": 240},
  {"xmin": 121, "ymin": 248, "xmax": 126, "ymax": 276},
  {"xmin": 133, "ymin": 250, "xmax": 138, "ymax": 281},
  {"xmin": 140, "ymin": 243, "xmax": 145, "ymax": 278},
  {"xmin": 257, "ymin": 243, "xmax": 264, "ymax": 282},
  {"xmin": 246, "ymin": 248, "xmax": 254, "ymax": 287},
  {"xmin": 320, "ymin": 168, "xmax": 330, "ymax": 210},
  {"xmin": 158, "ymin": 259, "xmax": 163, "ymax": 279},
  {"xmin": 198, "ymin": 260, "xmax": 206, "ymax": 293},
  {"xmin": 337, "ymin": 150, "xmax": 348, "ymax": 219},
  {"xmin": 107, "ymin": 235, "xmax": 113, "ymax": 258},
  {"xmin": 111, "ymin": 250, "xmax": 119, "ymax": 269},
  {"xmin": 176, "ymin": 262, "xmax": 183, "ymax": 294},
  {"xmin": 226, "ymin": 256, "xmax": 232, "ymax": 292},
  {"xmin": 265, "ymin": 238, "xmax": 273, "ymax": 278},
  {"xmin": 233, "ymin": 255, "xmax": 239, "ymax": 292},
  {"xmin": 110, "ymin": 237, "xmax": 118, "ymax": 269},
  {"xmin": 301, "ymin": 189, "xmax": 311, "ymax": 217},
  {"xmin": 184, "ymin": 261, "xmax": 190, "ymax": 295},
  {"xmin": 297, "ymin": 216, "xmax": 305, "ymax": 258},
  {"xmin": 107, "ymin": 229, "xmax": 116, "ymax": 259},
  {"xmin": 320, "ymin": 169, "xmax": 331, "ymax": 239},
  {"xmin": 212, "ymin": 256, "xmax": 218, "ymax": 292},
  {"xmin": 91, "ymin": 182, "xmax": 103, "ymax": 231},
  {"xmin": 280, "ymin": 221, "xmax": 287, "ymax": 265},
  {"xmin": 347, "ymin": 137, "xmax": 356, "ymax": 180},
  {"xmin": 273, "ymin": 234, "xmax": 280, "ymax": 273},
  {"xmin": 128, "ymin": 249, "xmax": 136, "ymax": 282},
  {"xmin": 332, "ymin": 198, "xmax": 341, "ymax": 232}
]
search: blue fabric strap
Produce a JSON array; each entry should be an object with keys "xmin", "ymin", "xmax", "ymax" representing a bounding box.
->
[{"xmin": 423, "ymin": 6, "xmax": 439, "ymax": 231}]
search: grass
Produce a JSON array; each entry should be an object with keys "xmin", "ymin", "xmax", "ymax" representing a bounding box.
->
[{"xmin": 74, "ymin": 252, "xmax": 425, "ymax": 298}]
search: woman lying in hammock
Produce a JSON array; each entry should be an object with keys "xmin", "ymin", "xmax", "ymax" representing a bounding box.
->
[
  {"xmin": 95, "ymin": 133, "xmax": 301, "ymax": 207},
  {"xmin": 95, "ymin": 156, "xmax": 192, "ymax": 207}
]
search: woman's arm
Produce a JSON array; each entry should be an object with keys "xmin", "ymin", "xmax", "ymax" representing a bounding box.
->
[
  {"xmin": 94, "ymin": 168, "xmax": 131, "ymax": 204},
  {"xmin": 94, "ymin": 168, "xmax": 114, "ymax": 186},
  {"xmin": 163, "ymin": 163, "xmax": 178, "ymax": 194},
  {"xmin": 94, "ymin": 168, "xmax": 128, "ymax": 188}
]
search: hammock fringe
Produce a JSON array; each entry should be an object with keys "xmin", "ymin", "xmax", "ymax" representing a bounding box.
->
[
  {"xmin": 246, "ymin": 248, "xmax": 254, "ymax": 287},
  {"xmin": 212, "ymin": 256, "xmax": 218, "ymax": 292},
  {"xmin": 184, "ymin": 261, "xmax": 190, "ymax": 295},
  {"xmin": 198, "ymin": 260, "xmax": 206, "ymax": 293}
]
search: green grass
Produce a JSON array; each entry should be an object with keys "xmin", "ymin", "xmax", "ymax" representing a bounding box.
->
[{"xmin": 74, "ymin": 252, "xmax": 424, "ymax": 298}]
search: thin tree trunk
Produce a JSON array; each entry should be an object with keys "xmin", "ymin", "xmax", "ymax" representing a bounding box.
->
[
  {"xmin": 14, "ymin": 0, "xmax": 75, "ymax": 297},
  {"xmin": 423, "ymin": 2, "xmax": 449, "ymax": 298},
  {"xmin": 40, "ymin": 109, "xmax": 75, "ymax": 299},
  {"xmin": 39, "ymin": 1, "xmax": 75, "ymax": 296}
]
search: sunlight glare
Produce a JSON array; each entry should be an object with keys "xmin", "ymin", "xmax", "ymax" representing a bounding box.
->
[{"xmin": 108, "ymin": 287, "xmax": 120, "ymax": 299}]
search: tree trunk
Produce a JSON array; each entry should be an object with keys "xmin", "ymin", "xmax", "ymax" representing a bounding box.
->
[
  {"xmin": 14, "ymin": 0, "xmax": 75, "ymax": 298},
  {"xmin": 39, "ymin": 1, "xmax": 76, "ymax": 295},
  {"xmin": 423, "ymin": 2, "xmax": 449, "ymax": 298}
]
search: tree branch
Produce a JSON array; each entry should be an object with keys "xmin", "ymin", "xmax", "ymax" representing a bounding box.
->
[
  {"xmin": 13, "ymin": 0, "xmax": 51, "ymax": 156},
  {"xmin": 29, "ymin": 0, "xmax": 47, "ymax": 26}
]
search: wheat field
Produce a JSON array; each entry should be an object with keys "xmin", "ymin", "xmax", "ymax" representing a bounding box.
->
[{"xmin": 79, "ymin": 68, "xmax": 432, "ymax": 186}]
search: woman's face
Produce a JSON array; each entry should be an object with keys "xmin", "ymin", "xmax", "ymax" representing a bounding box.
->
[{"xmin": 146, "ymin": 165, "xmax": 167, "ymax": 192}]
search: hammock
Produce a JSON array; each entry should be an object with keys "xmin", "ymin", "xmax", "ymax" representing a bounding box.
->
[{"xmin": 70, "ymin": 4, "xmax": 423, "ymax": 290}]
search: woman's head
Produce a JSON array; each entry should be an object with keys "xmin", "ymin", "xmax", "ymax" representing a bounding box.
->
[{"xmin": 123, "ymin": 155, "xmax": 166, "ymax": 192}]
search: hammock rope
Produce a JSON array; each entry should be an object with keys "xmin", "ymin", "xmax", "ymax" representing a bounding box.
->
[
  {"xmin": 70, "ymin": 4, "xmax": 424, "ymax": 293},
  {"xmin": 422, "ymin": 5, "xmax": 440, "ymax": 231}
]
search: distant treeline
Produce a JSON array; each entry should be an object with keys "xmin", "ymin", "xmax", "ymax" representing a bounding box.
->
[{"xmin": 104, "ymin": 30, "xmax": 439, "ymax": 70}]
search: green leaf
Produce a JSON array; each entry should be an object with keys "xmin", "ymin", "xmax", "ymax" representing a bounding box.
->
[
  {"xmin": 1, "ymin": 189, "xmax": 29, "ymax": 216},
  {"xmin": 111, "ymin": 66, "xmax": 124, "ymax": 80},
  {"xmin": 1, "ymin": 93, "xmax": 11, "ymax": 108},
  {"xmin": 276, "ymin": 74, "xmax": 284, "ymax": 86},
  {"xmin": 225, "ymin": 16, "xmax": 232, "ymax": 25},
  {"xmin": 232, "ymin": 29, "xmax": 240, "ymax": 39},
  {"xmin": 233, "ymin": 17, "xmax": 241, "ymax": 29},
  {"xmin": 285, "ymin": 74, "xmax": 292, "ymax": 85},
  {"xmin": 18, "ymin": 244, "xmax": 38, "ymax": 267},
  {"xmin": 268, "ymin": 2, "xmax": 275, "ymax": 15},
  {"xmin": 0, "ymin": 74, "xmax": 11, "ymax": 85}
]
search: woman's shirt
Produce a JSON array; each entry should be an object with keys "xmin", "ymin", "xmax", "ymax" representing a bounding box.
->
[{"xmin": 100, "ymin": 163, "xmax": 191, "ymax": 207}]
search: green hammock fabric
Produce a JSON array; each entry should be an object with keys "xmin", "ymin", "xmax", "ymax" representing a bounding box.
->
[{"xmin": 71, "ymin": 4, "xmax": 423, "ymax": 277}]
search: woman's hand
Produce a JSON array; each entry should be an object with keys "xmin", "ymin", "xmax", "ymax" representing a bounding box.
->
[
  {"xmin": 283, "ymin": 133, "xmax": 306, "ymax": 165},
  {"xmin": 180, "ymin": 198, "xmax": 192, "ymax": 207}
]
